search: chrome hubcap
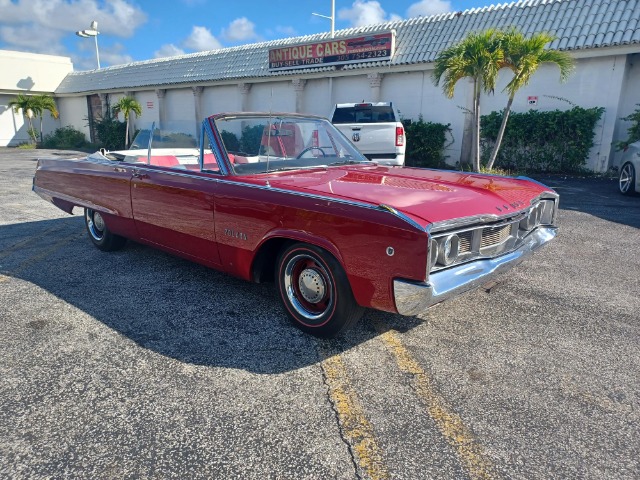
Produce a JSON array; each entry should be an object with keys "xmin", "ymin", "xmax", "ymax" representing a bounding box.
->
[
  {"xmin": 298, "ymin": 268, "xmax": 325, "ymax": 303},
  {"xmin": 86, "ymin": 209, "xmax": 105, "ymax": 240},
  {"xmin": 620, "ymin": 164, "xmax": 633, "ymax": 193},
  {"xmin": 283, "ymin": 253, "xmax": 333, "ymax": 322},
  {"xmin": 93, "ymin": 212, "xmax": 105, "ymax": 231}
]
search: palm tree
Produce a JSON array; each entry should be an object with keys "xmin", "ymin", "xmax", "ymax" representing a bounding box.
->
[
  {"xmin": 32, "ymin": 94, "xmax": 60, "ymax": 144},
  {"xmin": 432, "ymin": 29, "xmax": 503, "ymax": 171},
  {"xmin": 8, "ymin": 93, "xmax": 38, "ymax": 144},
  {"xmin": 112, "ymin": 96, "xmax": 142, "ymax": 148},
  {"xmin": 486, "ymin": 30, "xmax": 574, "ymax": 170}
]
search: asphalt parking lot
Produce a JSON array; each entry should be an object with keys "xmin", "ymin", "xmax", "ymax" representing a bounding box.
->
[{"xmin": 1, "ymin": 148, "xmax": 639, "ymax": 479}]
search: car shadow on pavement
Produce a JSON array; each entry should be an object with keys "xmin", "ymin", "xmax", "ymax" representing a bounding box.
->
[
  {"xmin": 535, "ymin": 175, "xmax": 640, "ymax": 229},
  {"xmin": 2, "ymin": 216, "xmax": 425, "ymax": 374}
]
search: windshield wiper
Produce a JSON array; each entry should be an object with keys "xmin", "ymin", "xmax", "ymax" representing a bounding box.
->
[
  {"xmin": 266, "ymin": 165, "xmax": 327, "ymax": 173},
  {"xmin": 328, "ymin": 159, "xmax": 370, "ymax": 166}
]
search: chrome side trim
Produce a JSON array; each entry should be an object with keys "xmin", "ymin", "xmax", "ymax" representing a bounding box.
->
[
  {"xmin": 377, "ymin": 204, "xmax": 425, "ymax": 231},
  {"xmin": 54, "ymin": 157, "xmax": 427, "ymax": 232},
  {"xmin": 32, "ymin": 185, "xmax": 118, "ymax": 215},
  {"xmin": 393, "ymin": 226, "xmax": 557, "ymax": 316}
]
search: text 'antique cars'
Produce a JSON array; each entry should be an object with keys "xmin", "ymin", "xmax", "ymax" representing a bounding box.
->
[{"xmin": 33, "ymin": 113, "xmax": 559, "ymax": 337}]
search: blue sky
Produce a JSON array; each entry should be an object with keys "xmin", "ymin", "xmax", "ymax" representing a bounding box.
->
[{"xmin": 0, "ymin": 0, "xmax": 497, "ymax": 70}]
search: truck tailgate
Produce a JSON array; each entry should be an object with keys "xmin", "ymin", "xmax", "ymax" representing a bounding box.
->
[{"xmin": 335, "ymin": 122, "xmax": 397, "ymax": 154}]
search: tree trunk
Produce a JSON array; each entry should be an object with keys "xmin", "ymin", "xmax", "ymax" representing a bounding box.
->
[
  {"xmin": 486, "ymin": 95, "xmax": 514, "ymax": 170},
  {"xmin": 473, "ymin": 79, "xmax": 481, "ymax": 171},
  {"xmin": 125, "ymin": 116, "xmax": 129, "ymax": 148}
]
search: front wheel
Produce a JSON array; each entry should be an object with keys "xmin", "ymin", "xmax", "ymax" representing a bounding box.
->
[
  {"xmin": 619, "ymin": 162, "xmax": 636, "ymax": 195},
  {"xmin": 276, "ymin": 243, "xmax": 364, "ymax": 337},
  {"xmin": 84, "ymin": 208, "xmax": 127, "ymax": 251}
]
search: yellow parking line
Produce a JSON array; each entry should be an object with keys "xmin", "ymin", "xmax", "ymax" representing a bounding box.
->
[
  {"xmin": 320, "ymin": 348, "xmax": 390, "ymax": 480},
  {"xmin": 373, "ymin": 321, "xmax": 499, "ymax": 480},
  {"xmin": 0, "ymin": 225, "xmax": 69, "ymax": 260},
  {"xmin": 1, "ymin": 232, "xmax": 83, "ymax": 281}
]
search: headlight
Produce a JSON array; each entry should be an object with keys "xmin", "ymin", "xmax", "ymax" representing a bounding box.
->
[
  {"xmin": 520, "ymin": 203, "xmax": 543, "ymax": 231},
  {"xmin": 429, "ymin": 238, "xmax": 439, "ymax": 271},
  {"xmin": 437, "ymin": 234, "xmax": 460, "ymax": 266}
]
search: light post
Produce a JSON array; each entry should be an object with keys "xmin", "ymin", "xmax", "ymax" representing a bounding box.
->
[
  {"xmin": 76, "ymin": 20, "xmax": 101, "ymax": 69},
  {"xmin": 312, "ymin": 0, "xmax": 335, "ymax": 38}
]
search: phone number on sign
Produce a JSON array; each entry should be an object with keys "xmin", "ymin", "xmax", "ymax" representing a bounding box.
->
[{"xmin": 332, "ymin": 50, "xmax": 390, "ymax": 61}]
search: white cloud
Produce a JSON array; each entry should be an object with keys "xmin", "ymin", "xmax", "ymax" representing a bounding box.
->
[
  {"xmin": 275, "ymin": 25, "xmax": 297, "ymax": 37},
  {"xmin": 183, "ymin": 26, "xmax": 223, "ymax": 51},
  {"xmin": 154, "ymin": 43, "xmax": 187, "ymax": 58},
  {"xmin": 0, "ymin": 24, "xmax": 67, "ymax": 54},
  {"xmin": 0, "ymin": 0, "xmax": 146, "ymax": 37},
  {"xmin": 407, "ymin": 0, "xmax": 452, "ymax": 18},
  {"xmin": 221, "ymin": 17, "xmax": 258, "ymax": 42},
  {"xmin": 338, "ymin": 0, "xmax": 401, "ymax": 27},
  {"xmin": 0, "ymin": 0, "xmax": 145, "ymax": 66},
  {"xmin": 99, "ymin": 43, "xmax": 134, "ymax": 66}
]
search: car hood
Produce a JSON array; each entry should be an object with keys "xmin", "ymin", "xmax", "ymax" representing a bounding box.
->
[{"xmin": 260, "ymin": 165, "xmax": 551, "ymax": 227}]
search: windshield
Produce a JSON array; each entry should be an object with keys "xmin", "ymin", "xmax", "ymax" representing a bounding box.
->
[
  {"xmin": 106, "ymin": 121, "xmax": 202, "ymax": 168},
  {"xmin": 214, "ymin": 114, "xmax": 369, "ymax": 175}
]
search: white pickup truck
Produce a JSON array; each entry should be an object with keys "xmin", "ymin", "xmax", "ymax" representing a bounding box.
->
[{"xmin": 330, "ymin": 102, "xmax": 405, "ymax": 166}]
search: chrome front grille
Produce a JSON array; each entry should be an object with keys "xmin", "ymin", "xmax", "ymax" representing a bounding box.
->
[
  {"xmin": 458, "ymin": 230, "xmax": 473, "ymax": 253},
  {"xmin": 428, "ymin": 198, "xmax": 558, "ymax": 273},
  {"xmin": 481, "ymin": 224, "xmax": 511, "ymax": 248}
]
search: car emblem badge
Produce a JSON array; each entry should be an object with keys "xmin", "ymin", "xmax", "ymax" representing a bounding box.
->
[{"xmin": 352, "ymin": 133, "xmax": 360, "ymax": 142}]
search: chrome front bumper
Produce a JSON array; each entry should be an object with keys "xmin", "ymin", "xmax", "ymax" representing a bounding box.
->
[{"xmin": 393, "ymin": 226, "xmax": 558, "ymax": 316}]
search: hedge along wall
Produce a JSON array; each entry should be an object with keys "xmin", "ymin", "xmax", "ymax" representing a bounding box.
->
[
  {"xmin": 481, "ymin": 106, "xmax": 605, "ymax": 173},
  {"xmin": 403, "ymin": 117, "xmax": 452, "ymax": 168}
]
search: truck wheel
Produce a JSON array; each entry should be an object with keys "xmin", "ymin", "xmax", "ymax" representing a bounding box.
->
[
  {"xmin": 84, "ymin": 208, "xmax": 127, "ymax": 251},
  {"xmin": 276, "ymin": 243, "xmax": 364, "ymax": 337}
]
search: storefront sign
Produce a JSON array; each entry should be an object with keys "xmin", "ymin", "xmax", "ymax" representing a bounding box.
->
[{"xmin": 268, "ymin": 31, "xmax": 395, "ymax": 71}]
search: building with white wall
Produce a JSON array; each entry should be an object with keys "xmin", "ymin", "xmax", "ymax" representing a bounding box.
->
[
  {"xmin": 0, "ymin": 50, "xmax": 73, "ymax": 146},
  {"xmin": 43, "ymin": 0, "xmax": 640, "ymax": 170}
]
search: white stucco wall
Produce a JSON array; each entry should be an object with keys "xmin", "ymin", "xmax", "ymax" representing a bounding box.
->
[
  {"xmin": 0, "ymin": 50, "xmax": 72, "ymax": 146},
  {"xmin": 201, "ymin": 84, "xmax": 239, "ymax": 115},
  {"xmin": 57, "ymin": 96, "xmax": 90, "ymax": 141},
  {"xmin": 612, "ymin": 53, "xmax": 640, "ymax": 168},
  {"xmin": 248, "ymin": 82, "xmax": 295, "ymax": 112},
  {"xmin": 133, "ymin": 91, "xmax": 159, "ymax": 129},
  {"xmin": 0, "ymin": 94, "xmax": 29, "ymax": 145},
  {"xmin": 0, "ymin": 50, "xmax": 72, "ymax": 94},
  {"xmin": 163, "ymin": 88, "xmax": 196, "ymax": 135},
  {"xmin": 301, "ymin": 78, "xmax": 331, "ymax": 116}
]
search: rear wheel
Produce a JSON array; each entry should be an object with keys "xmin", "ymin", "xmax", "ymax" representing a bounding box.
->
[
  {"xmin": 276, "ymin": 243, "xmax": 363, "ymax": 337},
  {"xmin": 619, "ymin": 162, "xmax": 636, "ymax": 195},
  {"xmin": 84, "ymin": 208, "xmax": 126, "ymax": 251}
]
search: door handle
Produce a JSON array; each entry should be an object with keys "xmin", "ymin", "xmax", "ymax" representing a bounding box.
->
[
  {"xmin": 132, "ymin": 170, "xmax": 149, "ymax": 179},
  {"xmin": 114, "ymin": 167, "xmax": 127, "ymax": 173}
]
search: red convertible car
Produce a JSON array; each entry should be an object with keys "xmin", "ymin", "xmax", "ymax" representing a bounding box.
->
[{"xmin": 33, "ymin": 113, "xmax": 558, "ymax": 337}]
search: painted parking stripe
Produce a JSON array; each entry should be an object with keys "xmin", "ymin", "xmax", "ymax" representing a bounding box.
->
[
  {"xmin": 0, "ymin": 232, "xmax": 83, "ymax": 281},
  {"xmin": 373, "ymin": 321, "xmax": 500, "ymax": 480},
  {"xmin": 320, "ymin": 347, "xmax": 390, "ymax": 480},
  {"xmin": 0, "ymin": 225, "xmax": 72, "ymax": 260}
]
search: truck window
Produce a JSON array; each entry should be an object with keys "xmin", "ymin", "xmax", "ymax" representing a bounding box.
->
[{"xmin": 332, "ymin": 105, "xmax": 396, "ymax": 124}]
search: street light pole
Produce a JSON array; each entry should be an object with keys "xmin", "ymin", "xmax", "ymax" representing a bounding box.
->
[
  {"xmin": 312, "ymin": 0, "xmax": 336, "ymax": 38},
  {"xmin": 76, "ymin": 20, "xmax": 101, "ymax": 69}
]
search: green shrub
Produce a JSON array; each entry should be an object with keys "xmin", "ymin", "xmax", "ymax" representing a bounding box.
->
[
  {"xmin": 42, "ymin": 126, "xmax": 88, "ymax": 149},
  {"xmin": 16, "ymin": 142, "xmax": 37, "ymax": 149},
  {"xmin": 481, "ymin": 106, "xmax": 604, "ymax": 173},
  {"xmin": 616, "ymin": 104, "xmax": 640, "ymax": 151},
  {"xmin": 93, "ymin": 114, "xmax": 127, "ymax": 150},
  {"xmin": 239, "ymin": 124, "xmax": 264, "ymax": 154},
  {"xmin": 403, "ymin": 117, "xmax": 451, "ymax": 168},
  {"xmin": 220, "ymin": 130, "xmax": 240, "ymax": 151}
]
